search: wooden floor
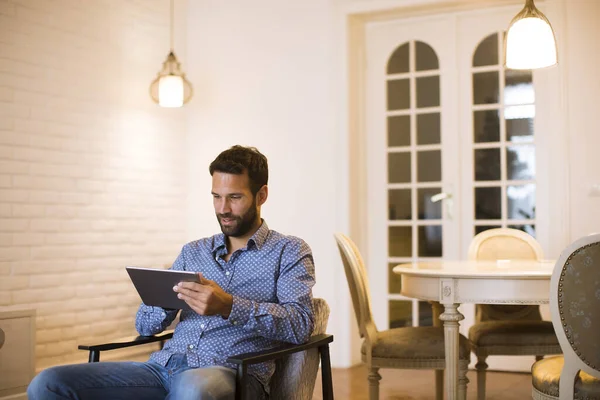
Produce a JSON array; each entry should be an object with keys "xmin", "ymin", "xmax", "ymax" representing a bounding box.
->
[{"xmin": 312, "ymin": 366, "xmax": 531, "ymax": 399}]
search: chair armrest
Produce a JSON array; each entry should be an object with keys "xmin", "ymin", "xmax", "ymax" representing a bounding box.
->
[
  {"xmin": 78, "ymin": 330, "xmax": 174, "ymax": 353},
  {"xmin": 226, "ymin": 333, "xmax": 333, "ymax": 366}
]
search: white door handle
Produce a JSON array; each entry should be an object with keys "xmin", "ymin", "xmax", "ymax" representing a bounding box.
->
[
  {"xmin": 430, "ymin": 192, "xmax": 453, "ymax": 220},
  {"xmin": 431, "ymin": 192, "xmax": 452, "ymax": 203}
]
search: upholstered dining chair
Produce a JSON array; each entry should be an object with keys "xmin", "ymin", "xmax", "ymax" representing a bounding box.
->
[
  {"xmin": 468, "ymin": 228, "xmax": 561, "ymax": 400},
  {"xmin": 335, "ymin": 233, "xmax": 470, "ymax": 400},
  {"xmin": 531, "ymin": 233, "xmax": 600, "ymax": 399},
  {"xmin": 79, "ymin": 297, "xmax": 333, "ymax": 400}
]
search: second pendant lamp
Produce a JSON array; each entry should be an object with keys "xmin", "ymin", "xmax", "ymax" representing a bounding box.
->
[{"xmin": 505, "ymin": 0, "xmax": 558, "ymax": 70}]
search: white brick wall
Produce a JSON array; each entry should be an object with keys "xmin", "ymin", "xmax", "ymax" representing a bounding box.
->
[{"xmin": 0, "ymin": 0, "xmax": 188, "ymax": 370}]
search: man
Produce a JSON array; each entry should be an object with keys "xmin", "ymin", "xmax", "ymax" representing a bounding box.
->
[{"xmin": 28, "ymin": 145, "xmax": 316, "ymax": 400}]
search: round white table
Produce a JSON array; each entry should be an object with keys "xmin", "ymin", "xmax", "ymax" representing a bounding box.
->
[{"xmin": 393, "ymin": 260, "xmax": 554, "ymax": 400}]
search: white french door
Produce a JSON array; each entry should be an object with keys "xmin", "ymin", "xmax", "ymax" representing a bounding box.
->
[
  {"xmin": 364, "ymin": 4, "xmax": 542, "ymax": 372},
  {"xmin": 365, "ymin": 15, "xmax": 461, "ymax": 331}
]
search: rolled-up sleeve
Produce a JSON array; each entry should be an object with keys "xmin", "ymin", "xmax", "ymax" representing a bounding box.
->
[{"xmin": 134, "ymin": 247, "xmax": 186, "ymax": 335}]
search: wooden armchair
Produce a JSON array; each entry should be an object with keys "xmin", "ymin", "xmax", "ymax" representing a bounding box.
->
[{"xmin": 79, "ymin": 298, "xmax": 334, "ymax": 400}]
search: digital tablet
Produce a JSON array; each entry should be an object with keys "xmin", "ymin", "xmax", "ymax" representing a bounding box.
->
[{"xmin": 126, "ymin": 267, "xmax": 200, "ymax": 311}]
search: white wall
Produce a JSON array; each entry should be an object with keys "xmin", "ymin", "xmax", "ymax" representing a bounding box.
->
[{"xmin": 562, "ymin": 0, "xmax": 600, "ymax": 242}]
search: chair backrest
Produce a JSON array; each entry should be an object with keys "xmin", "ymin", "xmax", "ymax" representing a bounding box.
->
[
  {"xmin": 551, "ymin": 234, "xmax": 600, "ymax": 394},
  {"xmin": 334, "ymin": 233, "xmax": 378, "ymax": 342},
  {"xmin": 468, "ymin": 227, "xmax": 544, "ymax": 261},
  {"xmin": 468, "ymin": 228, "xmax": 544, "ymax": 322},
  {"xmin": 269, "ymin": 297, "xmax": 330, "ymax": 400}
]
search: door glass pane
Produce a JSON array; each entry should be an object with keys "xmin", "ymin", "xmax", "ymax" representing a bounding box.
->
[
  {"xmin": 474, "ymin": 148, "xmax": 501, "ymax": 181},
  {"xmin": 389, "ymin": 300, "xmax": 412, "ymax": 328},
  {"xmin": 418, "ymin": 188, "xmax": 442, "ymax": 220},
  {"xmin": 389, "ymin": 189, "xmax": 411, "ymax": 220},
  {"xmin": 472, "ymin": 33, "xmax": 498, "ymax": 67},
  {"xmin": 388, "ymin": 115, "xmax": 411, "ymax": 147},
  {"xmin": 507, "ymin": 117, "xmax": 534, "ymax": 142},
  {"xmin": 388, "ymin": 263, "xmax": 402, "ymax": 294},
  {"xmin": 418, "ymin": 301, "xmax": 434, "ymax": 326},
  {"xmin": 417, "ymin": 113, "xmax": 440, "ymax": 145},
  {"xmin": 507, "ymin": 184, "xmax": 536, "ymax": 219},
  {"xmin": 473, "ymin": 71, "xmax": 499, "ymax": 104},
  {"xmin": 416, "ymin": 41, "xmax": 439, "ymax": 71},
  {"xmin": 388, "ymin": 152, "xmax": 411, "ymax": 183},
  {"xmin": 417, "ymin": 150, "xmax": 441, "ymax": 182},
  {"xmin": 418, "ymin": 225, "xmax": 442, "ymax": 257},
  {"xmin": 389, "ymin": 226, "xmax": 412, "ymax": 257},
  {"xmin": 416, "ymin": 76, "xmax": 440, "ymax": 108},
  {"xmin": 474, "ymin": 225, "xmax": 501, "ymax": 235},
  {"xmin": 387, "ymin": 79, "xmax": 410, "ymax": 110},
  {"xmin": 474, "ymin": 110, "xmax": 500, "ymax": 143},
  {"xmin": 507, "ymin": 146, "xmax": 535, "ymax": 180},
  {"xmin": 508, "ymin": 224, "xmax": 536, "ymax": 237},
  {"xmin": 387, "ymin": 43, "xmax": 409, "ymax": 74},
  {"xmin": 505, "ymin": 104, "xmax": 535, "ymax": 120},
  {"xmin": 475, "ymin": 187, "xmax": 501, "ymax": 219},
  {"xmin": 504, "ymin": 70, "xmax": 534, "ymax": 105}
]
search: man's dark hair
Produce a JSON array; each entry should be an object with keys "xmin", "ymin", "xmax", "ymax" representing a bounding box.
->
[{"xmin": 209, "ymin": 145, "xmax": 269, "ymax": 195}]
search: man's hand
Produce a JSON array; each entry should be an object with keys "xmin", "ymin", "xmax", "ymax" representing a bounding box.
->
[{"xmin": 173, "ymin": 273, "xmax": 233, "ymax": 318}]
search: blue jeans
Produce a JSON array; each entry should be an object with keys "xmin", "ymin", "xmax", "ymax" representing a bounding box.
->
[{"xmin": 27, "ymin": 354, "xmax": 267, "ymax": 400}]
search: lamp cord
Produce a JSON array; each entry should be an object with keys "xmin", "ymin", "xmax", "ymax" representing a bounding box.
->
[{"xmin": 170, "ymin": 0, "xmax": 174, "ymax": 51}]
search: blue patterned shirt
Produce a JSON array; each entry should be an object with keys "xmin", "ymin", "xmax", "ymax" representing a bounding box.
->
[{"xmin": 135, "ymin": 221, "xmax": 315, "ymax": 393}]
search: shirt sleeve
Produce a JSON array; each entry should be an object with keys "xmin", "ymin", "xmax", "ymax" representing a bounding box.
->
[
  {"xmin": 227, "ymin": 239, "xmax": 315, "ymax": 344},
  {"xmin": 134, "ymin": 247, "xmax": 186, "ymax": 336}
]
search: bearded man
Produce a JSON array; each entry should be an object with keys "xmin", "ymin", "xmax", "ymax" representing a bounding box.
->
[{"xmin": 28, "ymin": 146, "xmax": 315, "ymax": 400}]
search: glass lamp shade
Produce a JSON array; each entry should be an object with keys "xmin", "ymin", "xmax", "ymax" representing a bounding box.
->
[
  {"xmin": 158, "ymin": 75, "xmax": 184, "ymax": 107},
  {"xmin": 505, "ymin": 0, "xmax": 557, "ymax": 70},
  {"xmin": 150, "ymin": 52, "xmax": 193, "ymax": 107}
]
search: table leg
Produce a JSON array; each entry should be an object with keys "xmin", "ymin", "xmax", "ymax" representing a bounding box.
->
[{"xmin": 439, "ymin": 303, "xmax": 464, "ymax": 400}]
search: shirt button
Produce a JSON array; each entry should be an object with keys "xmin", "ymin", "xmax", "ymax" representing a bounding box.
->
[
  {"xmin": 188, "ymin": 344, "xmax": 194, "ymax": 350},
  {"xmin": 225, "ymin": 271, "xmax": 230, "ymax": 276},
  {"xmin": 200, "ymin": 324, "xmax": 205, "ymax": 329},
  {"xmin": 232, "ymin": 320, "xmax": 238, "ymax": 325}
]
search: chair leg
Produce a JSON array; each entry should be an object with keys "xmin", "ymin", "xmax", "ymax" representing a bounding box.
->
[
  {"xmin": 475, "ymin": 355, "xmax": 488, "ymax": 400},
  {"xmin": 235, "ymin": 364, "xmax": 247, "ymax": 400},
  {"xmin": 458, "ymin": 362, "xmax": 469, "ymax": 400},
  {"xmin": 368, "ymin": 367, "xmax": 381, "ymax": 400},
  {"xmin": 319, "ymin": 344, "xmax": 334, "ymax": 400},
  {"xmin": 435, "ymin": 370, "xmax": 444, "ymax": 400},
  {"xmin": 559, "ymin": 363, "xmax": 577, "ymax": 400}
]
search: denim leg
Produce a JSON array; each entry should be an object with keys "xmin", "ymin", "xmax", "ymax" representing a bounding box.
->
[
  {"xmin": 167, "ymin": 366, "xmax": 267, "ymax": 400},
  {"xmin": 27, "ymin": 361, "xmax": 168, "ymax": 400}
]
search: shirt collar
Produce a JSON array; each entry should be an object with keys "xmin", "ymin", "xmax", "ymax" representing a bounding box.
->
[
  {"xmin": 211, "ymin": 220, "xmax": 269, "ymax": 252},
  {"xmin": 248, "ymin": 220, "xmax": 269, "ymax": 250}
]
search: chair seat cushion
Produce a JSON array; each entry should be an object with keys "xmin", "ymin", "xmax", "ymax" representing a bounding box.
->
[
  {"xmin": 532, "ymin": 356, "xmax": 600, "ymax": 398},
  {"xmin": 469, "ymin": 320, "xmax": 559, "ymax": 347},
  {"xmin": 361, "ymin": 327, "xmax": 470, "ymax": 360}
]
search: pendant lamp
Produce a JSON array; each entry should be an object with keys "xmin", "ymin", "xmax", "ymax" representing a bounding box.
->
[
  {"xmin": 505, "ymin": 0, "xmax": 557, "ymax": 70},
  {"xmin": 150, "ymin": 0, "xmax": 193, "ymax": 107}
]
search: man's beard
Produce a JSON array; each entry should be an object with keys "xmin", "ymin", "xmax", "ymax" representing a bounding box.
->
[{"xmin": 217, "ymin": 201, "xmax": 258, "ymax": 238}]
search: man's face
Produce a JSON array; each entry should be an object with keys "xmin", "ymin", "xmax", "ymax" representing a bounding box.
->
[{"xmin": 212, "ymin": 172, "xmax": 259, "ymax": 237}]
